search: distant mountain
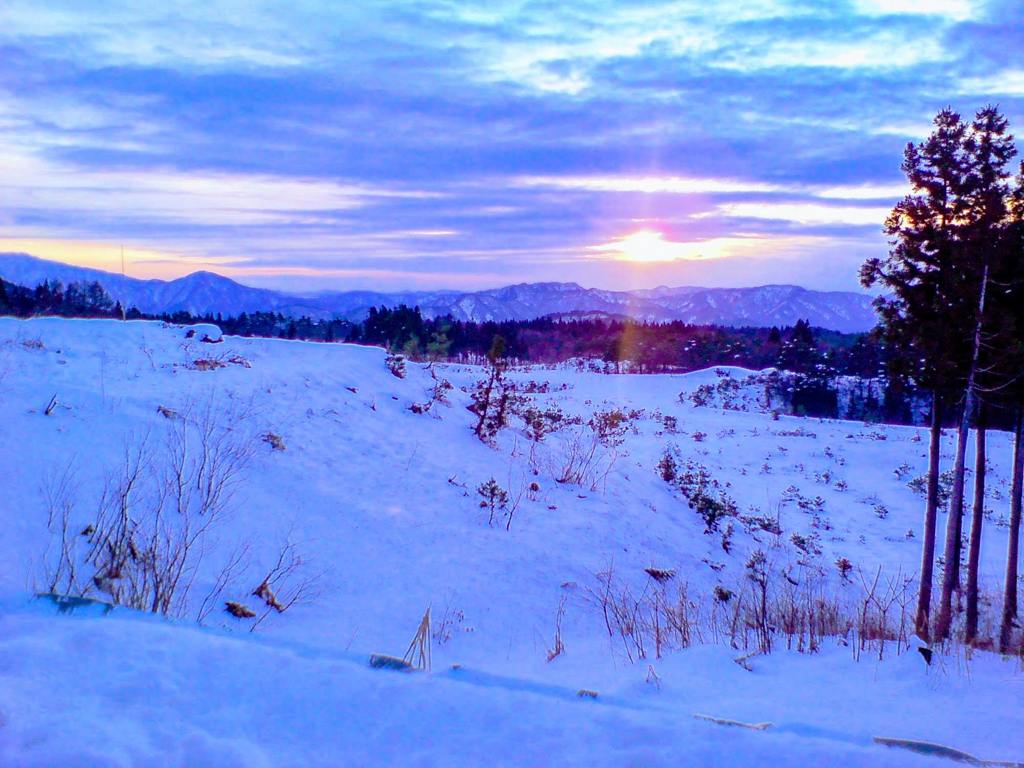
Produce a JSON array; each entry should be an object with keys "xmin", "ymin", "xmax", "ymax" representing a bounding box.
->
[{"xmin": 0, "ymin": 253, "xmax": 879, "ymax": 332}]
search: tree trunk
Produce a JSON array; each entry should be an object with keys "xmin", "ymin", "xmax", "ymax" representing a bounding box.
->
[
  {"xmin": 935, "ymin": 398, "xmax": 971, "ymax": 639},
  {"xmin": 935, "ymin": 263, "xmax": 989, "ymax": 640},
  {"xmin": 1000, "ymin": 409, "xmax": 1024, "ymax": 652},
  {"xmin": 915, "ymin": 392, "xmax": 943, "ymax": 640},
  {"xmin": 964, "ymin": 407, "xmax": 986, "ymax": 644}
]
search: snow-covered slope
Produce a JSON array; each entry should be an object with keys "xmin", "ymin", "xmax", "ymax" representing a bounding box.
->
[
  {"xmin": 0, "ymin": 253, "xmax": 879, "ymax": 331},
  {"xmin": 0, "ymin": 318, "xmax": 1019, "ymax": 766}
]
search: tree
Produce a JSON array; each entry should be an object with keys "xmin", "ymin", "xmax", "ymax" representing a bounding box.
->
[
  {"xmin": 85, "ymin": 281, "xmax": 115, "ymax": 314},
  {"xmin": 426, "ymin": 322, "xmax": 452, "ymax": 361},
  {"xmin": 470, "ymin": 335, "xmax": 516, "ymax": 442},
  {"xmin": 861, "ymin": 108, "xmax": 974, "ymax": 640},
  {"xmin": 964, "ymin": 405, "xmax": 987, "ymax": 642},
  {"xmin": 935, "ymin": 106, "xmax": 1017, "ymax": 641},
  {"xmin": 477, "ymin": 478, "xmax": 509, "ymax": 526},
  {"xmin": 1000, "ymin": 164, "xmax": 1024, "ymax": 651}
]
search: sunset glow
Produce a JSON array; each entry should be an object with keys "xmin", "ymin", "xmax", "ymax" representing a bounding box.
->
[{"xmin": 590, "ymin": 230, "xmax": 722, "ymax": 263}]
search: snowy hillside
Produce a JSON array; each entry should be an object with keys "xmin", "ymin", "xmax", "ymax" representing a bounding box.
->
[{"xmin": 0, "ymin": 317, "xmax": 1020, "ymax": 767}]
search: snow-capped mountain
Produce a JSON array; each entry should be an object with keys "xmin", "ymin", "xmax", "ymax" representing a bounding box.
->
[{"xmin": 0, "ymin": 253, "xmax": 879, "ymax": 331}]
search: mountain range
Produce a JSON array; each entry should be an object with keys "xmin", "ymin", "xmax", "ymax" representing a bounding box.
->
[{"xmin": 0, "ymin": 253, "xmax": 879, "ymax": 332}]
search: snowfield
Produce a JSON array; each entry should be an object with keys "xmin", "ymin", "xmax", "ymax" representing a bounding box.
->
[{"xmin": 0, "ymin": 317, "xmax": 1021, "ymax": 767}]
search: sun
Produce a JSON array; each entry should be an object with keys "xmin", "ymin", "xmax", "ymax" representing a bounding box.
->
[
  {"xmin": 590, "ymin": 229, "xmax": 714, "ymax": 263},
  {"xmin": 613, "ymin": 230, "xmax": 673, "ymax": 262}
]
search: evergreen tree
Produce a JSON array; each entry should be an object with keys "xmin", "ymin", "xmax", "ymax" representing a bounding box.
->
[
  {"xmin": 935, "ymin": 106, "xmax": 1017, "ymax": 641},
  {"xmin": 1000, "ymin": 163, "xmax": 1024, "ymax": 651},
  {"xmin": 860, "ymin": 108, "xmax": 975, "ymax": 640}
]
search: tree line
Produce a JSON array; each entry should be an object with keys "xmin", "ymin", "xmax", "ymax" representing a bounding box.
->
[
  {"xmin": 0, "ymin": 276, "xmax": 899, "ymax": 391},
  {"xmin": 0, "ymin": 278, "xmax": 123, "ymax": 318},
  {"xmin": 862, "ymin": 105, "xmax": 1024, "ymax": 649}
]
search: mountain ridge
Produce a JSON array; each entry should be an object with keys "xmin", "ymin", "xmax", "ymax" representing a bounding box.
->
[{"xmin": 0, "ymin": 252, "xmax": 879, "ymax": 332}]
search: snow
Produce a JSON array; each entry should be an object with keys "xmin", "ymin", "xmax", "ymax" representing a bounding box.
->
[
  {"xmin": 2, "ymin": 597, "xmax": 1018, "ymax": 768},
  {"xmin": 0, "ymin": 317, "xmax": 1021, "ymax": 766}
]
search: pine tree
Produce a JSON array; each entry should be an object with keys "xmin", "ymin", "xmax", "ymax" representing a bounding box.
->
[
  {"xmin": 470, "ymin": 335, "xmax": 514, "ymax": 442},
  {"xmin": 1000, "ymin": 163, "xmax": 1024, "ymax": 651},
  {"xmin": 861, "ymin": 108, "xmax": 974, "ymax": 640},
  {"xmin": 935, "ymin": 106, "xmax": 1017, "ymax": 641}
]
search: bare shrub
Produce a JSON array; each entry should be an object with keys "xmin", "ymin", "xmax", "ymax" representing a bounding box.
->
[
  {"xmin": 583, "ymin": 556, "xmax": 916, "ymax": 664},
  {"xmin": 198, "ymin": 543, "xmax": 252, "ymax": 623},
  {"xmin": 44, "ymin": 399, "xmax": 255, "ymax": 619},
  {"xmin": 41, "ymin": 463, "xmax": 87, "ymax": 596},
  {"xmin": 432, "ymin": 602, "xmax": 466, "ymax": 646},
  {"xmin": 553, "ymin": 424, "xmax": 618, "ymax": 489},
  {"xmin": 853, "ymin": 566, "xmax": 913, "ymax": 661},
  {"xmin": 410, "ymin": 371, "xmax": 453, "ymax": 414},
  {"xmin": 547, "ymin": 596, "xmax": 567, "ymax": 661},
  {"xmin": 586, "ymin": 563, "xmax": 704, "ymax": 662},
  {"xmin": 248, "ymin": 536, "xmax": 322, "ymax": 631}
]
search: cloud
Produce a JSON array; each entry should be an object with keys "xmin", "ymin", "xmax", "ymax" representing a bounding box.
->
[
  {"xmin": 513, "ymin": 175, "xmax": 783, "ymax": 194},
  {"xmin": 0, "ymin": 145, "xmax": 439, "ymax": 227},
  {"xmin": 957, "ymin": 70, "xmax": 1024, "ymax": 97},
  {"xmin": 705, "ymin": 202, "xmax": 891, "ymax": 227}
]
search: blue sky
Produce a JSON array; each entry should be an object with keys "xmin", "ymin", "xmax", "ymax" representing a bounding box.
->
[{"xmin": 1, "ymin": 1, "xmax": 1022, "ymax": 292}]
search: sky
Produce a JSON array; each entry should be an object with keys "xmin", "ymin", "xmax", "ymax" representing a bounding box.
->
[{"xmin": 1, "ymin": 1, "xmax": 1022, "ymax": 293}]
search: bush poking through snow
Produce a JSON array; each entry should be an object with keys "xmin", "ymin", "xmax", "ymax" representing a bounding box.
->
[
  {"xmin": 188, "ymin": 353, "xmax": 251, "ymax": 371},
  {"xmin": 657, "ymin": 450, "xmax": 677, "ymax": 483},
  {"xmin": 385, "ymin": 352, "xmax": 406, "ymax": 378},
  {"xmin": 740, "ymin": 513, "xmax": 783, "ymax": 537},
  {"xmin": 546, "ymin": 596, "xmax": 567, "ymax": 662},
  {"xmin": 907, "ymin": 469, "xmax": 956, "ymax": 508},
  {"xmin": 225, "ymin": 601, "xmax": 256, "ymax": 619},
  {"xmin": 262, "ymin": 432, "xmax": 286, "ymax": 451},
  {"xmin": 469, "ymin": 336, "xmax": 520, "ymax": 443},
  {"xmin": 836, "ymin": 557, "xmax": 854, "ymax": 582},
  {"xmin": 588, "ymin": 407, "xmax": 637, "ymax": 447},
  {"xmin": 667, "ymin": 456, "xmax": 739, "ymax": 533},
  {"xmin": 477, "ymin": 478, "xmax": 509, "ymax": 526},
  {"xmin": 522, "ymin": 404, "xmax": 564, "ymax": 441},
  {"xmin": 644, "ymin": 567, "xmax": 676, "ymax": 583},
  {"xmin": 411, "ymin": 374, "xmax": 453, "ymax": 415}
]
